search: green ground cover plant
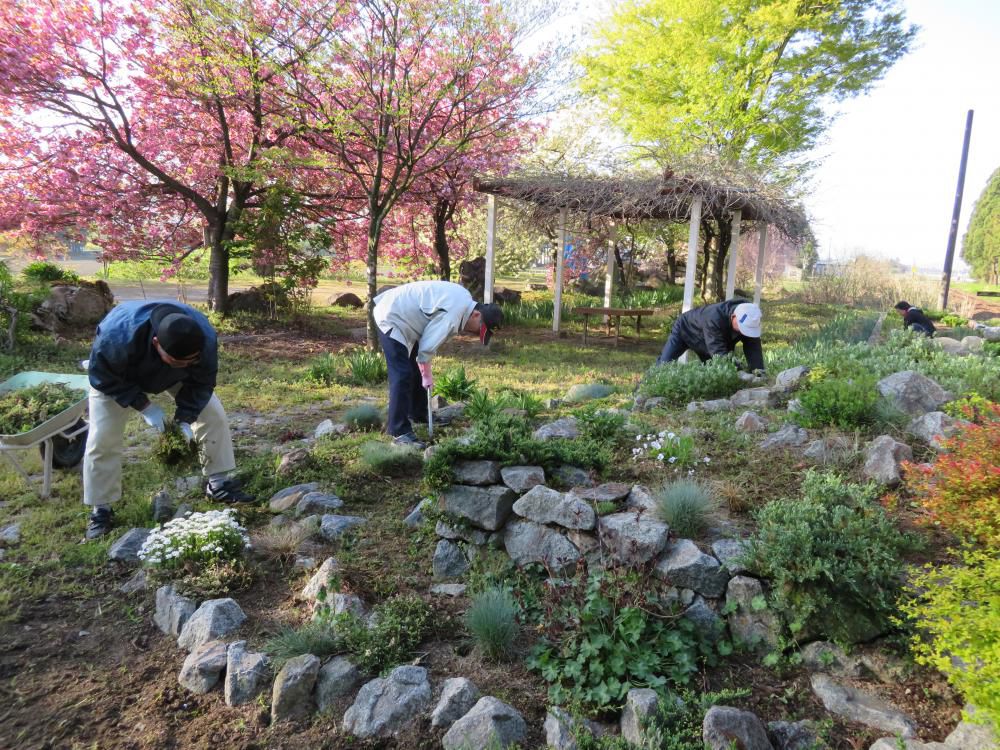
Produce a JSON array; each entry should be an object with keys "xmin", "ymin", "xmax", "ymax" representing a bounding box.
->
[
  {"xmin": 358, "ymin": 441, "xmax": 423, "ymax": 476},
  {"xmin": 574, "ymin": 404, "xmax": 626, "ymax": 443},
  {"xmin": 343, "ymin": 404, "xmax": 383, "ymax": 431},
  {"xmin": 899, "ymin": 548, "xmax": 1000, "ymax": 730},
  {"xmin": 465, "ymin": 586, "xmax": 519, "ymax": 661},
  {"xmin": 654, "ymin": 479, "xmax": 712, "ymax": 537},
  {"xmin": 332, "ymin": 593, "xmax": 433, "ymax": 674},
  {"xmin": 792, "ymin": 374, "xmax": 878, "ymax": 429},
  {"xmin": 527, "ymin": 566, "xmax": 721, "ymax": 712},
  {"xmin": 137, "ymin": 509, "xmax": 250, "ymax": 572},
  {"xmin": 0, "ymin": 382, "xmax": 83, "ymax": 434},
  {"xmin": 638, "ymin": 356, "xmax": 742, "ymax": 405},
  {"xmin": 743, "ymin": 471, "xmax": 917, "ymax": 646}
]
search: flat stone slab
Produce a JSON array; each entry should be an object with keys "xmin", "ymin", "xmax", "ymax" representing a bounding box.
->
[
  {"xmin": 571, "ymin": 482, "xmax": 631, "ymax": 503},
  {"xmin": 810, "ymin": 674, "xmax": 917, "ymax": 737},
  {"xmin": 441, "ymin": 485, "xmax": 516, "ymax": 531},
  {"xmin": 319, "ymin": 514, "xmax": 367, "ymax": 541},
  {"xmin": 430, "ymin": 583, "xmax": 467, "ymax": 597},
  {"xmin": 452, "ymin": 460, "xmax": 502, "ymax": 486},
  {"xmin": 655, "ymin": 539, "xmax": 730, "ymax": 598},
  {"xmin": 513, "ymin": 485, "xmax": 596, "ymax": 530},
  {"xmin": 295, "ymin": 491, "xmax": 344, "ymax": 516},
  {"xmin": 599, "ymin": 512, "xmax": 669, "ymax": 565},
  {"xmin": 109, "ymin": 528, "xmax": 150, "ymax": 564},
  {"xmin": 687, "ymin": 398, "xmax": 734, "ymax": 413},
  {"xmin": 500, "ymin": 466, "xmax": 546, "ymax": 493},
  {"xmin": 269, "ymin": 483, "xmax": 321, "ymax": 513},
  {"xmin": 503, "ymin": 519, "xmax": 581, "ymax": 573}
]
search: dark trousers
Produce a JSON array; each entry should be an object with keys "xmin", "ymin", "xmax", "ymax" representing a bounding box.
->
[
  {"xmin": 656, "ymin": 322, "xmax": 709, "ymax": 365},
  {"xmin": 378, "ymin": 328, "xmax": 428, "ymax": 438}
]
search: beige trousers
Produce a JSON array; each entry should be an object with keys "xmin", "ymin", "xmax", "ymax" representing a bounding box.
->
[{"xmin": 82, "ymin": 385, "xmax": 236, "ymax": 507}]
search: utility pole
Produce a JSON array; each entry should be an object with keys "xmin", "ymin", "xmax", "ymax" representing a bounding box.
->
[{"xmin": 939, "ymin": 109, "xmax": 974, "ymax": 311}]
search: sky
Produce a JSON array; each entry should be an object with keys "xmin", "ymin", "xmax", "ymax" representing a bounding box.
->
[{"xmin": 554, "ymin": 0, "xmax": 1000, "ymax": 272}]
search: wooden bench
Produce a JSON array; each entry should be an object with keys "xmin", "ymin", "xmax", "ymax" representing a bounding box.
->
[{"xmin": 572, "ymin": 307, "xmax": 655, "ymax": 345}]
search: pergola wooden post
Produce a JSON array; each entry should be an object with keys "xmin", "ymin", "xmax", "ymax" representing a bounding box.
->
[
  {"xmin": 484, "ymin": 194, "xmax": 497, "ymax": 303},
  {"xmin": 753, "ymin": 224, "xmax": 768, "ymax": 306},
  {"xmin": 603, "ymin": 234, "xmax": 615, "ymax": 326},
  {"xmin": 680, "ymin": 197, "xmax": 704, "ymax": 363},
  {"xmin": 726, "ymin": 209, "xmax": 742, "ymax": 300},
  {"xmin": 553, "ymin": 207, "xmax": 568, "ymax": 333}
]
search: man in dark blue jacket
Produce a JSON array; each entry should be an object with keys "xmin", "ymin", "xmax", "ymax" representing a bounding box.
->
[
  {"xmin": 83, "ymin": 301, "xmax": 252, "ymax": 539},
  {"xmin": 656, "ymin": 299, "xmax": 765, "ymax": 372},
  {"xmin": 893, "ymin": 301, "xmax": 936, "ymax": 337}
]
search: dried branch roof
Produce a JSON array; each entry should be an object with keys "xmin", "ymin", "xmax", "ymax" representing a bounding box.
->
[{"xmin": 473, "ymin": 169, "xmax": 809, "ymax": 239}]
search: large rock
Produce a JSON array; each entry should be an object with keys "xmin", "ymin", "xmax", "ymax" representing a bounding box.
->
[
  {"xmin": 552, "ymin": 464, "xmax": 595, "ymax": 488},
  {"xmin": 906, "ymin": 411, "xmax": 963, "ymax": 451},
  {"xmin": 726, "ymin": 576, "xmax": 781, "ymax": 652},
  {"xmin": 876, "ymin": 371, "xmax": 950, "ymax": 416},
  {"xmin": 703, "ymin": 706, "xmax": 774, "ymax": 750},
  {"xmin": 178, "ymin": 640, "xmax": 228, "ymax": 694},
  {"xmin": 868, "ymin": 740, "xmax": 949, "ymax": 750},
  {"xmin": 442, "ymin": 696, "xmax": 527, "ymax": 750},
  {"xmin": 225, "ymin": 641, "xmax": 271, "ymax": 706},
  {"xmin": 760, "ymin": 424, "xmax": 809, "ymax": 451},
  {"xmin": 800, "ymin": 641, "xmax": 863, "ymax": 679},
  {"xmin": 316, "ymin": 656, "xmax": 363, "ymax": 713},
  {"xmin": 945, "ymin": 714, "xmax": 998, "ymax": 750},
  {"xmin": 687, "ymin": 398, "xmax": 734, "ymax": 413},
  {"xmin": 775, "ymin": 366, "xmax": 810, "ymax": 391},
  {"xmin": 571, "ymin": 482, "xmax": 631, "ymax": 504},
  {"xmin": 732, "ymin": 387, "xmax": 776, "ymax": 408},
  {"xmin": 452, "ymin": 460, "xmax": 502, "ymax": 486},
  {"xmin": 109, "ymin": 527, "xmax": 150, "ymax": 564},
  {"xmin": 503, "ymin": 519, "xmax": 581, "ymax": 573},
  {"xmin": 296, "ymin": 491, "xmax": 344, "ymax": 516},
  {"xmin": 961, "ymin": 335, "xmax": 985, "ymax": 353},
  {"xmin": 981, "ymin": 326, "xmax": 1000, "ymax": 342},
  {"xmin": 441, "ymin": 485, "xmax": 516, "ymax": 531},
  {"xmin": 545, "ymin": 706, "xmax": 588, "ymax": 750},
  {"xmin": 598, "ymin": 512, "xmax": 670, "ymax": 565},
  {"xmin": 278, "ymin": 447, "xmax": 311, "ymax": 476},
  {"xmin": 655, "ymin": 539, "xmax": 730, "ymax": 597},
  {"xmin": 430, "ymin": 677, "xmax": 480, "ymax": 729},
  {"xmin": 862, "ymin": 435, "xmax": 913, "ymax": 487},
  {"xmin": 810, "ymin": 674, "xmax": 917, "ymax": 737},
  {"xmin": 341, "ymin": 665, "xmax": 432, "ymax": 738},
  {"xmin": 301, "ymin": 557, "xmax": 341, "ymax": 602},
  {"xmin": 319, "ymin": 514, "xmax": 367, "ymax": 541},
  {"xmin": 271, "ymin": 653, "xmax": 321, "ymax": 723},
  {"xmin": 434, "ymin": 403, "xmax": 466, "ymax": 425},
  {"xmin": 711, "ymin": 538, "xmax": 751, "ymax": 575},
  {"xmin": 433, "ymin": 539, "xmax": 470, "ymax": 580},
  {"xmin": 684, "ymin": 596, "xmax": 724, "ymax": 637},
  {"xmin": 30, "ymin": 281, "xmax": 114, "ymax": 334},
  {"xmin": 625, "ymin": 484, "xmax": 657, "ymax": 512},
  {"xmin": 803, "ymin": 436, "xmax": 854, "ymax": 465},
  {"xmin": 330, "ymin": 292, "xmax": 363, "ymax": 308},
  {"xmin": 934, "ymin": 337, "xmax": 964, "ymax": 356},
  {"xmin": 500, "ymin": 466, "xmax": 545, "ymax": 494},
  {"xmin": 269, "ymin": 483, "xmax": 321, "ymax": 513},
  {"xmin": 533, "ymin": 417, "xmax": 580, "ymax": 441},
  {"xmin": 436, "ymin": 520, "xmax": 488, "ymax": 546},
  {"xmin": 768, "ymin": 720, "xmax": 826, "ymax": 750},
  {"xmin": 513, "ymin": 486, "xmax": 596, "ymax": 530},
  {"xmin": 736, "ymin": 411, "xmax": 768, "ymax": 433},
  {"xmin": 177, "ymin": 598, "xmax": 247, "ymax": 651},
  {"xmin": 621, "ymin": 688, "xmax": 659, "ymax": 744},
  {"xmin": 154, "ymin": 584, "xmax": 197, "ymax": 637}
]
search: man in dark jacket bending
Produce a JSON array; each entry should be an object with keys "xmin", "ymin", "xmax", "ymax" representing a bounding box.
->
[
  {"xmin": 656, "ymin": 299, "xmax": 765, "ymax": 372},
  {"xmin": 893, "ymin": 301, "xmax": 936, "ymax": 337},
  {"xmin": 83, "ymin": 301, "xmax": 252, "ymax": 539}
]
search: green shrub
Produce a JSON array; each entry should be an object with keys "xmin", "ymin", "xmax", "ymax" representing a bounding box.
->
[
  {"xmin": 344, "ymin": 404, "xmax": 383, "ymax": 431},
  {"xmin": 899, "ymin": 549, "xmax": 1000, "ymax": 730},
  {"xmin": 575, "ymin": 405, "xmax": 626, "ymax": 443},
  {"xmin": 334, "ymin": 594, "xmax": 433, "ymax": 673},
  {"xmin": 527, "ymin": 566, "xmax": 721, "ymax": 711},
  {"xmin": 793, "ymin": 375, "xmax": 878, "ymax": 429},
  {"xmin": 264, "ymin": 620, "xmax": 340, "ymax": 667},
  {"xmin": 359, "ymin": 441, "xmax": 423, "ymax": 476},
  {"xmin": 305, "ymin": 352, "xmax": 339, "ymax": 386},
  {"xmin": 743, "ymin": 470, "xmax": 916, "ymax": 645},
  {"xmin": 346, "ymin": 349, "xmax": 387, "ymax": 385},
  {"xmin": 638, "ymin": 357, "xmax": 742, "ymax": 406},
  {"xmin": 21, "ymin": 261, "xmax": 79, "ymax": 284},
  {"xmin": 565, "ymin": 383, "xmax": 614, "ymax": 403},
  {"xmin": 938, "ymin": 313, "xmax": 968, "ymax": 327},
  {"xmin": 433, "ymin": 366, "xmax": 478, "ymax": 401},
  {"xmin": 655, "ymin": 479, "xmax": 712, "ymax": 537},
  {"xmin": 466, "ymin": 587, "xmax": 519, "ymax": 661}
]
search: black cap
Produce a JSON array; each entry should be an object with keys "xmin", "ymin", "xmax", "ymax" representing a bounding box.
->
[
  {"xmin": 151, "ymin": 306, "xmax": 204, "ymax": 358},
  {"xmin": 475, "ymin": 303, "xmax": 503, "ymax": 345},
  {"xmin": 894, "ymin": 301, "xmax": 911, "ymax": 310}
]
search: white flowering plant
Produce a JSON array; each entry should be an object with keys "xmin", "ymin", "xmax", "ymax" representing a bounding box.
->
[
  {"xmin": 138, "ymin": 509, "xmax": 251, "ymax": 571},
  {"xmin": 631, "ymin": 430, "xmax": 697, "ymax": 466}
]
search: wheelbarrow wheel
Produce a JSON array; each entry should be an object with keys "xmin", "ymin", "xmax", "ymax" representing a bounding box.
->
[{"xmin": 39, "ymin": 419, "xmax": 88, "ymax": 469}]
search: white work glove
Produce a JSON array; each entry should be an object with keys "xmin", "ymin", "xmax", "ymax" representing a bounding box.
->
[
  {"xmin": 140, "ymin": 403, "xmax": 166, "ymax": 433},
  {"xmin": 178, "ymin": 422, "xmax": 195, "ymax": 444},
  {"xmin": 417, "ymin": 361, "xmax": 433, "ymax": 390}
]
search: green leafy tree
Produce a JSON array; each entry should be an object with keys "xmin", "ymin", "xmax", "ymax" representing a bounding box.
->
[
  {"xmin": 962, "ymin": 167, "xmax": 1000, "ymax": 285},
  {"xmin": 578, "ymin": 0, "xmax": 917, "ymax": 298}
]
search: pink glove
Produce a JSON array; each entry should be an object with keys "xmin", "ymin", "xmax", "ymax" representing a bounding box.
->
[{"xmin": 417, "ymin": 361, "xmax": 433, "ymax": 389}]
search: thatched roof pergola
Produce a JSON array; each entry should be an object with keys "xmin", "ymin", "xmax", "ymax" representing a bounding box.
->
[{"xmin": 473, "ymin": 169, "xmax": 807, "ymax": 332}]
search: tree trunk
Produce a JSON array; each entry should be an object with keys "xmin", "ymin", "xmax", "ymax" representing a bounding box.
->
[
  {"xmin": 711, "ymin": 214, "xmax": 733, "ymax": 301},
  {"xmin": 699, "ymin": 220, "xmax": 716, "ymax": 299},
  {"xmin": 206, "ymin": 224, "xmax": 230, "ymax": 313},
  {"xmin": 665, "ymin": 242, "xmax": 677, "ymax": 285},
  {"xmin": 614, "ymin": 241, "xmax": 629, "ymax": 297},
  {"xmin": 433, "ymin": 198, "xmax": 453, "ymax": 281}
]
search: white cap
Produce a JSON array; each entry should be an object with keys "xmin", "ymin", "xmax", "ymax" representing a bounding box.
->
[{"xmin": 733, "ymin": 303, "xmax": 762, "ymax": 338}]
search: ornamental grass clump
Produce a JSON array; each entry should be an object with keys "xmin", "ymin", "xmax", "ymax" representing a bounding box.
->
[
  {"xmin": 344, "ymin": 404, "xmax": 383, "ymax": 431},
  {"xmin": 466, "ymin": 586, "xmax": 518, "ymax": 662},
  {"xmin": 655, "ymin": 479, "xmax": 712, "ymax": 537},
  {"xmin": 0, "ymin": 382, "xmax": 83, "ymax": 434},
  {"xmin": 359, "ymin": 441, "xmax": 423, "ymax": 476},
  {"xmin": 346, "ymin": 349, "xmax": 387, "ymax": 385},
  {"xmin": 138, "ymin": 508, "xmax": 250, "ymax": 571}
]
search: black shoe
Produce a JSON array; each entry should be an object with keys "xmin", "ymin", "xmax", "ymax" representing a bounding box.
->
[
  {"xmin": 85, "ymin": 507, "xmax": 114, "ymax": 540},
  {"xmin": 392, "ymin": 433, "xmax": 427, "ymax": 450},
  {"xmin": 206, "ymin": 478, "xmax": 255, "ymax": 504}
]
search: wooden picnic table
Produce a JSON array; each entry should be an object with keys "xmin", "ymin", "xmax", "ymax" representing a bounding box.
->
[{"xmin": 572, "ymin": 307, "xmax": 655, "ymax": 345}]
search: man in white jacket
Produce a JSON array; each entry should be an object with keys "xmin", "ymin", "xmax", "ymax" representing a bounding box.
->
[{"xmin": 373, "ymin": 281, "xmax": 503, "ymax": 448}]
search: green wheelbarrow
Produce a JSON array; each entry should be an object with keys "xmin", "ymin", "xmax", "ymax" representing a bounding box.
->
[{"xmin": 0, "ymin": 371, "xmax": 90, "ymax": 498}]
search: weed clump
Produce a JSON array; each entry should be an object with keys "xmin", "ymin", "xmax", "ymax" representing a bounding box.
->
[
  {"xmin": 465, "ymin": 587, "xmax": 518, "ymax": 661},
  {"xmin": 265, "ymin": 621, "xmax": 340, "ymax": 668},
  {"xmin": 433, "ymin": 366, "xmax": 478, "ymax": 401},
  {"xmin": 0, "ymin": 382, "xmax": 83, "ymax": 434},
  {"xmin": 344, "ymin": 404, "xmax": 383, "ymax": 431},
  {"xmin": 359, "ymin": 441, "xmax": 423, "ymax": 476},
  {"xmin": 152, "ymin": 421, "xmax": 200, "ymax": 469},
  {"xmin": 335, "ymin": 594, "xmax": 434, "ymax": 673},
  {"xmin": 305, "ymin": 352, "xmax": 338, "ymax": 386},
  {"xmin": 655, "ymin": 479, "xmax": 712, "ymax": 537}
]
